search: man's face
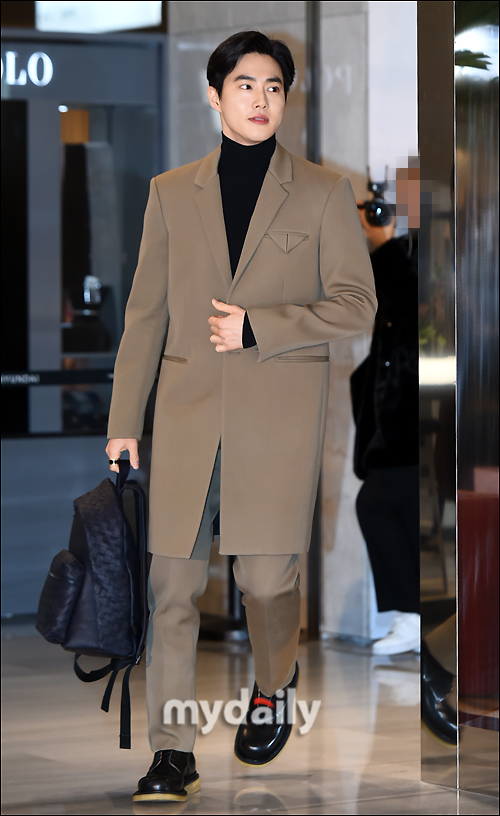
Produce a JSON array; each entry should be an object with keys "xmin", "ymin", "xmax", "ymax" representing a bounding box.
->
[
  {"xmin": 396, "ymin": 167, "xmax": 420, "ymax": 228},
  {"xmin": 207, "ymin": 52, "xmax": 286, "ymax": 146}
]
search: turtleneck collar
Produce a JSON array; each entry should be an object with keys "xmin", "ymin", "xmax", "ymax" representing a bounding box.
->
[{"xmin": 219, "ymin": 132, "xmax": 276, "ymax": 175}]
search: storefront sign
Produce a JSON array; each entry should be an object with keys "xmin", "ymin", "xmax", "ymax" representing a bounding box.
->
[
  {"xmin": 1, "ymin": 41, "xmax": 158, "ymax": 103},
  {"xmin": 1, "ymin": 51, "xmax": 54, "ymax": 86}
]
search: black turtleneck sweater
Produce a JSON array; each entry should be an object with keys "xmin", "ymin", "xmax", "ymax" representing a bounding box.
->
[{"xmin": 218, "ymin": 132, "xmax": 276, "ymax": 348}]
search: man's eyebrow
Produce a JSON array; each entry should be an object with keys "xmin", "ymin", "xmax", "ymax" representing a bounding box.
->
[{"xmin": 233, "ymin": 74, "xmax": 283, "ymax": 84}]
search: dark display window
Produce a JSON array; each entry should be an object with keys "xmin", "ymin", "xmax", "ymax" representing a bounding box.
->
[
  {"xmin": 58, "ymin": 104, "xmax": 158, "ymax": 434},
  {"xmin": 1, "ymin": 35, "xmax": 163, "ymax": 436},
  {"xmin": 1, "ymin": 100, "xmax": 29, "ymax": 434}
]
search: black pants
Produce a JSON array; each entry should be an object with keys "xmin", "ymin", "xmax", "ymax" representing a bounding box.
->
[{"xmin": 356, "ymin": 465, "xmax": 420, "ymax": 614}]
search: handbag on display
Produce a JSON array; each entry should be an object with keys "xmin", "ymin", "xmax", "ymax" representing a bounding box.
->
[{"xmin": 36, "ymin": 459, "xmax": 149, "ymax": 749}]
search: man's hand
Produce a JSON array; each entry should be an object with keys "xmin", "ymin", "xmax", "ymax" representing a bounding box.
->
[
  {"xmin": 208, "ymin": 299, "xmax": 245, "ymax": 352},
  {"xmin": 356, "ymin": 200, "xmax": 396, "ymax": 249},
  {"xmin": 105, "ymin": 438, "xmax": 139, "ymax": 473}
]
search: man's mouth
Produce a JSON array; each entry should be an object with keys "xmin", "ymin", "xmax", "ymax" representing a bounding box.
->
[{"xmin": 249, "ymin": 116, "xmax": 269, "ymax": 124}]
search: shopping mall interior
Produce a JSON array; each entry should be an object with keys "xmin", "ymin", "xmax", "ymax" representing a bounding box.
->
[{"xmin": 1, "ymin": 2, "xmax": 498, "ymax": 814}]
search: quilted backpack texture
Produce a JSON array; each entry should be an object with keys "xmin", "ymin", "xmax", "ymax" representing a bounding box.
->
[{"xmin": 36, "ymin": 460, "xmax": 148, "ymax": 748}]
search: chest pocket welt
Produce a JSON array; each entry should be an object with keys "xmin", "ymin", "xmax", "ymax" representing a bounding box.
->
[
  {"xmin": 162, "ymin": 355, "xmax": 188, "ymax": 364},
  {"xmin": 266, "ymin": 231, "xmax": 309, "ymax": 253},
  {"xmin": 275, "ymin": 355, "xmax": 330, "ymax": 363}
]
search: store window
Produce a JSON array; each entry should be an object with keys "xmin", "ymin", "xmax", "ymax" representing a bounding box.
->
[
  {"xmin": 59, "ymin": 102, "xmax": 158, "ymax": 434},
  {"xmin": 1, "ymin": 37, "xmax": 164, "ymax": 436}
]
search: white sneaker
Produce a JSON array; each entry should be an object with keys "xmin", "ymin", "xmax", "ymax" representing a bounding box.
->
[{"xmin": 372, "ymin": 613, "xmax": 421, "ymax": 655}]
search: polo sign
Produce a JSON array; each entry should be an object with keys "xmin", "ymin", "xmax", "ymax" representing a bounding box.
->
[{"xmin": 1, "ymin": 51, "xmax": 54, "ymax": 86}]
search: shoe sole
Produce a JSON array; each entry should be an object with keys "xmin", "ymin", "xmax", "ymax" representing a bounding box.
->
[
  {"xmin": 234, "ymin": 746, "xmax": 287, "ymax": 768},
  {"xmin": 132, "ymin": 776, "xmax": 201, "ymax": 802}
]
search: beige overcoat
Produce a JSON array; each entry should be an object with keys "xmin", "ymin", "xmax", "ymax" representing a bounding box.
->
[{"xmin": 107, "ymin": 142, "xmax": 377, "ymax": 556}]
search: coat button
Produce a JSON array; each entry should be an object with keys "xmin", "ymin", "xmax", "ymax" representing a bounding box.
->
[
  {"xmin": 387, "ymin": 321, "xmax": 392, "ymax": 327},
  {"xmin": 385, "ymin": 361, "xmax": 390, "ymax": 366}
]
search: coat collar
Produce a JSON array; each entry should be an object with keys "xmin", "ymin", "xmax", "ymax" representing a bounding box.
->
[
  {"xmin": 194, "ymin": 142, "xmax": 292, "ymax": 290},
  {"xmin": 194, "ymin": 141, "xmax": 293, "ymax": 188}
]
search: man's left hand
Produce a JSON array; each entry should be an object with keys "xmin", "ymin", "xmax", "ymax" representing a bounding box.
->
[{"xmin": 209, "ymin": 299, "xmax": 245, "ymax": 352}]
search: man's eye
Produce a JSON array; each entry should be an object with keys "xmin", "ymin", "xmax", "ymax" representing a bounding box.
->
[
  {"xmin": 268, "ymin": 86, "xmax": 281, "ymax": 93},
  {"xmin": 240, "ymin": 84, "xmax": 252, "ymax": 90}
]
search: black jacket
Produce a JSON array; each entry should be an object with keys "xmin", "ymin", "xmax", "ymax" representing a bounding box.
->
[{"xmin": 350, "ymin": 234, "xmax": 419, "ymax": 480}]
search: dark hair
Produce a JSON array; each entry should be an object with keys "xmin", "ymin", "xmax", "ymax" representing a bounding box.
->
[{"xmin": 207, "ymin": 31, "xmax": 296, "ymax": 99}]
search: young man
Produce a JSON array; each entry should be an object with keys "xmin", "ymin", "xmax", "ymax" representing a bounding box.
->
[
  {"xmin": 352, "ymin": 174, "xmax": 420, "ymax": 656},
  {"xmin": 106, "ymin": 31, "xmax": 376, "ymax": 802}
]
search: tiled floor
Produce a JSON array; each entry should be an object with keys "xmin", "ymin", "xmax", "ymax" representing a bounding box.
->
[{"xmin": 1, "ymin": 624, "xmax": 498, "ymax": 815}]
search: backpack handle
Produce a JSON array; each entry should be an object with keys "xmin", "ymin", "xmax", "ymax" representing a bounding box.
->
[
  {"xmin": 115, "ymin": 467, "xmax": 149, "ymax": 661},
  {"xmin": 116, "ymin": 458, "xmax": 131, "ymax": 492},
  {"xmin": 122, "ymin": 481, "xmax": 149, "ymax": 659}
]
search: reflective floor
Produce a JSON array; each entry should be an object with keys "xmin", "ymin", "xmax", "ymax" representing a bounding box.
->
[{"xmin": 1, "ymin": 624, "xmax": 498, "ymax": 815}]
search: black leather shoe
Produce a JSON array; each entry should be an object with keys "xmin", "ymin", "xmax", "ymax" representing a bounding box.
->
[
  {"xmin": 235, "ymin": 663, "xmax": 299, "ymax": 766},
  {"xmin": 421, "ymin": 641, "xmax": 458, "ymax": 745},
  {"xmin": 133, "ymin": 750, "xmax": 200, "ymax": 801}
]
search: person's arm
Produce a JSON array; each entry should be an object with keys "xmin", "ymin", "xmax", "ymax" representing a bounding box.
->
[
  {"xmin": 107, "ymin": 178, "xmax": 169, "ymax": 441},
  {"xmin": 246, "ymin": 176, "xmax": 377, "ymax": 362}
]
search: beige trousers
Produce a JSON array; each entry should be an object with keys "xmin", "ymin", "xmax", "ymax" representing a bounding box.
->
[{"xmin": 146, "ymin": 448, "xmax": 301, "ymax": 752}]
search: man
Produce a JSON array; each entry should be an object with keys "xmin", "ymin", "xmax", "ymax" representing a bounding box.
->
[
  {"xmin": 106, "ymin": 31, "xmax": 376, "ymax": 802},
  {"xmin": 352, "ymin": 169, "xmax": 420, "ymax": 656}
]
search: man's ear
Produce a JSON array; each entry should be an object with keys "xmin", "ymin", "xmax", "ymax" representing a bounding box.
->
[{"xmin": 207, "ymin": 86, "xmax": 221, "ymax": 111}]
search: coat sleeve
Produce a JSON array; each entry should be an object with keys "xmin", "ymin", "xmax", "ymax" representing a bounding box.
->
[
  {"xmin": 107, "ymin": 178, "xmax": 169, "ymax": 440},
  {"xmin": 246, "ymin": 175, "xmax": 377, "ymax": 362}
]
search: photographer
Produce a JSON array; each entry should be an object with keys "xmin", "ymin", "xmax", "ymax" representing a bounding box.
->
[{"xmin": 352, "ymin": 171, "xmax": 420, "ymax": 655}]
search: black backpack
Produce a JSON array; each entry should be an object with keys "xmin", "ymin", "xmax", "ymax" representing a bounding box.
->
[{"xmin": 36, "ymin": 460, "xmax": 149, "ymax": 748}]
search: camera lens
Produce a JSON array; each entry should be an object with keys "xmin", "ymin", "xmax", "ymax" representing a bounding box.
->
[{"xmin": 365, "ymin": 199, "xmax": 393, "ymax": 227}]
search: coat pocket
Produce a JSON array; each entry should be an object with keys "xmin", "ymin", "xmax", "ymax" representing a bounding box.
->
[
  {"xmin": 276, "ymin": 355, "xmax": 330, "ymax": 363},
  {"xmin": 36, "ymin": 550, "xmax": 86, "ymax": 644},
  {"xmin": 266, "ymin": 231, "xmax": 309, "ymax": 253},
  {"xmin": 162, "ymin": 355, "xmax": 188, "ymax": 364}
]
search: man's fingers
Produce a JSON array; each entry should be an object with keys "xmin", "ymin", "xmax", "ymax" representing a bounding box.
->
[
  {"xmin": 209, "ymin": 332, "xmax": 228, "ymax": 352},
  {"xmin": 210, "ymin": 324, "xmax": 228, "ymax": 338},
  {"xmin": 106, "ymin": 439, "xmax": 140, "ymax": 471},
  {"xmin": 128, "ymin": 441, "xmax": 140, "ymax": 470},
  {"xmin": 212, "ymin": 298, "xmax": 235, "ymax": 313}
]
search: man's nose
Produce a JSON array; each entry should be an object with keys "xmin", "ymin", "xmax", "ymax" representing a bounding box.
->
[{"xmin": 254, "ymin": 88, "xmax": 268, "ymax": 108}]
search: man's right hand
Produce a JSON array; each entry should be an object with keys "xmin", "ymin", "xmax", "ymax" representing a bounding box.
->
[{"xmin": 105, "ymin": 438, "xmax": 140, "ymax": 473}]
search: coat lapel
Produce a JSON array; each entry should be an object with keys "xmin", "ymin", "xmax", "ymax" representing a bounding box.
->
[
  {"xmin": 194, "ymin": 142, "xmax": 293, "ymax": 293},
  {"xmin": 229, "ymin": 142, "xmax": 292, "ymax": 294},
  {"xmin": 194, "ymin": 147, "xmax": 232, "ymax": 289}
]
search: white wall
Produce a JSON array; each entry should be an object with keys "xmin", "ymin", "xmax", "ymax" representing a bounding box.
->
[{"xmin": 368, "ymin": 1, "xmax": 418, "ymax": 186}]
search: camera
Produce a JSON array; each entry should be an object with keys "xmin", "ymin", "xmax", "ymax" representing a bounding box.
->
[{"xmin": 357, "ymin": 167, "xmax": 393, "ymax": 227}]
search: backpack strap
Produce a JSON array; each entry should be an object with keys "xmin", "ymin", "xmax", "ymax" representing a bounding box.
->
[
  {"xmin": 74, "ymin": 653, "xmax": 114, "ymax": 683},
  {"xmin": 116, "ymin": 457, "xmax": 131, "ymax": 491},
  {"xmin": 74, "ymin": 654, "xmax": 136, "ymax": 749},
  {"xmin": 119, "ymin": 663, "xmax": 135, "ymax": 749},
  {"xmin": 100, "ymin": 658, "xmax": 135, "ymax": 749},
  {"xmin": 100, "ymin": 657, "xmax": 135, "ymax": 711},
  {"xmin": 117, "ymin": 471, "xmax": 150, "ymax": 661}
]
